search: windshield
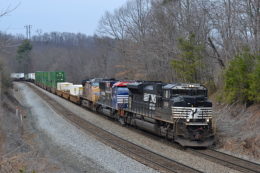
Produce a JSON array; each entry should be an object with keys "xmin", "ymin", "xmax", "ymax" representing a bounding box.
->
[
  {"xmin": 172, "ymin": 89, "xmax": 207, "ymax": 97},
  {"xmin": 92, "ymin": 82, "xmax": 99, "ymax": 87},
  {"xmin": 117, "ymin": 87, "xmax": 129, "ymax": 95},
  {"xmin": 172, "ymin": 96, "xmax": 212, "ymax": 107}
]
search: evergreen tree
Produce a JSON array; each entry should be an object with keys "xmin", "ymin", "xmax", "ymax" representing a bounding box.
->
[
  {"xmin": 171, "ymin": 34, "xmax": 204, "ymax": 83},
  {"xmin": 224, "ymin": 48, "xmax": 259, "ymax": 104},
  {"xmin": 16, "ymin": 40, "xmax": 33, "ymax": 73},
  {"xmin": 248, "ymin": 57, "xmax": 260, "ymax": 102}
]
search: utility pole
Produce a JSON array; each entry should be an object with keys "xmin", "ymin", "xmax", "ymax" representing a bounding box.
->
[
  {"xmin": 24, "ymin": 25, "xmax": 28, "ymax": 39},
  {"xmin": 29, "ymin": 25, "xmax": 32, "ymax": 39},
  {"xmin": 24, "ymin": 25, "xmax": 32, "ymax": 39}
]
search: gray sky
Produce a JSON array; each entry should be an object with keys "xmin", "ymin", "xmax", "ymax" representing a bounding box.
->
[{"xmin": 0, "ymin": 0, "xmax": 128, "ymax": 36}]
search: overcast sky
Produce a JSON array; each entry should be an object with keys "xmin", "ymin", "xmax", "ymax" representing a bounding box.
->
[{"xmin": 0, "ymin": 0, "xmax": 128, "ymax": 36}]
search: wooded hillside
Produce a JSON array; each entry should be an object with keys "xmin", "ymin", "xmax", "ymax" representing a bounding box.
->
[{"xmin": 0, "ymin": 0, "xmax": 259, "ymax": 104}]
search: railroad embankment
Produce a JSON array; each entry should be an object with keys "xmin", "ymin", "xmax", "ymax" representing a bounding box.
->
[
  {"xmin": 214, "ymin": 102, "xmax": 260, "ymax": 163},
  {"xmin": 0, "ymin": 88, "xmax": 80, "ymax": 172}
]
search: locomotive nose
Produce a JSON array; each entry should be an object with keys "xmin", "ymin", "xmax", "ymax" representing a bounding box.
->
[
  {"xmin": 194, "ymin": 127, "xmax": 203, "ymax": 140},
  {"xmin": 194, "ymin": 132, "xmax": 202, "ymax": 140}
]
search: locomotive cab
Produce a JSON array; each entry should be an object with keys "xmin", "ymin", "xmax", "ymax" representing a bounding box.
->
[
  {"xmin": 163, "ymin": 83, "xmax": 214, "ymax": 146},
  {"xmin": 112, "ymin": 82, "xmax": 130, "ymax": 109},
  {"xmin": 98, "ymin": 79, "xmax": 117, "ymax": 106},
  {"xmin": 83, "ymin": 78, "xmax": 103, "ymax": 102}
]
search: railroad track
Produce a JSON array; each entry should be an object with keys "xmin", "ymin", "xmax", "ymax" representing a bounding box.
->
[
  {"xmin": 121, "ymin": 118, "xmax": 260, "ymax": 173},
  {"xmin": 27, "ymin": 83, "xmax": 202, "ymax": 173},
  {"xmin": 132, "ymin": 121, "xmax": 260, "ymax": 173},
  {"xmin": 132, "ymin": 130, "xmax": 260, "ymax": 173},
  {"xmin": 187, "ymin": 148, "xmax": 260, "ymax": 173}
]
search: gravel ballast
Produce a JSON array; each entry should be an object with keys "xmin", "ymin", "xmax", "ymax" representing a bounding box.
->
[
  {"xmin": 24, "ymin": 82, "xmax": 242, "ymax": 173},
  {"xmin": 15, "ymin": 82, "xmax": 158, "ymax": 173}
]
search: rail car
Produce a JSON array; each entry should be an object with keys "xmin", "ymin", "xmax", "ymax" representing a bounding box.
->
[
  {"xmin": 10, "ymin": 73, "xmax": 25, "ymax": 81},
  {"xmin": 25, "ymin": 73, "xmax": 35, "ymax": 82},
  {"xmin": 32, "ymin": 71, "xmax": 215, "ymax": 147}
]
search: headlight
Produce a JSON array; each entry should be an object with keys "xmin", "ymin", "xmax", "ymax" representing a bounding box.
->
[
  {"xmin": 186, "ymin": 118, "xmax": 190, "ymax": 122},
  {"xmin": 206, "ymin": 118, "xmax": 210, "ymax": 123}
]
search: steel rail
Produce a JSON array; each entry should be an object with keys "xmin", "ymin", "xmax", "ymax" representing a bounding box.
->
[{"xmin": 188, "ymin": 148, "xmax": 260, "ymax": 173}]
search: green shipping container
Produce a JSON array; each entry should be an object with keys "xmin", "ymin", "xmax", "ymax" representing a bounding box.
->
[
  {"xmin": 35, "ymin": 71, "xmax": 43, "ymax": 84},
  {"xmin": 47, "ymin": 72, "xmax": 52, "ymax": 87},
  {"xmin": 35, "ymin": 71, "xmax": 65, "ymax": 89},
  {"xmin": 44, "ymin": 72, "xmax": 48, "ymax": 87},
  {"xmin": 40, "ymin": 72, "xmax": 43, "ymax": 84},
  {"xmin": 50, "ymin": 71, "xmax": 65, "ymax": 88}
]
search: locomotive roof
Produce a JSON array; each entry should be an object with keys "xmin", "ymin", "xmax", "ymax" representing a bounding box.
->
[
  {"xmin": 126, "ymin": 82, "xmax": 142, "ymax": 88},
  {"xmin": 127, "ymin": 81, "xmax": 163, "ymax": 94},
  {"xmin": 163, "ymin": 83, "xmax": 207, "ymax": 90},
  {"xmin": 113, "ymin": 81, "xmax": 130, "ymax": 87},
  {"xmin": 90, "ymin": 78, "xmax": 104, "ymax": 83},
  {"xmin": 128, "ymin": 80, "xmax": 162, "ymax": 86}
]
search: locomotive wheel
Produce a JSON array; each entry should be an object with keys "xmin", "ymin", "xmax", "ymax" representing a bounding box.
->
[{"xmin": 118, "ymin": 116, "xmax": 126, "ymax": 126}]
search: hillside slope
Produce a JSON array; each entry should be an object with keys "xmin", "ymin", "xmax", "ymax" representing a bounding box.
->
[{"xmin": 214, "ymin": 103, "xmax": 260, "ymax": 162}]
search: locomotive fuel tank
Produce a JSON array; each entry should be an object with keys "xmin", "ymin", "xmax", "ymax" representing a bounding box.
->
[{"xmin": 133, "ymin": 119, "xmax": 161, "ymax": 136}]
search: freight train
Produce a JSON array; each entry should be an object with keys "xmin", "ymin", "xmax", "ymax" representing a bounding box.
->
[{"xmin": 24, "ymin": 71, "xmax": 215, "ymax": 147}]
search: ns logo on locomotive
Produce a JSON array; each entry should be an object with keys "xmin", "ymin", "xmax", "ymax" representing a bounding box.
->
[{"xmin": 11, "ymin": 72, "xmax": 215, "ymax": 147}]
